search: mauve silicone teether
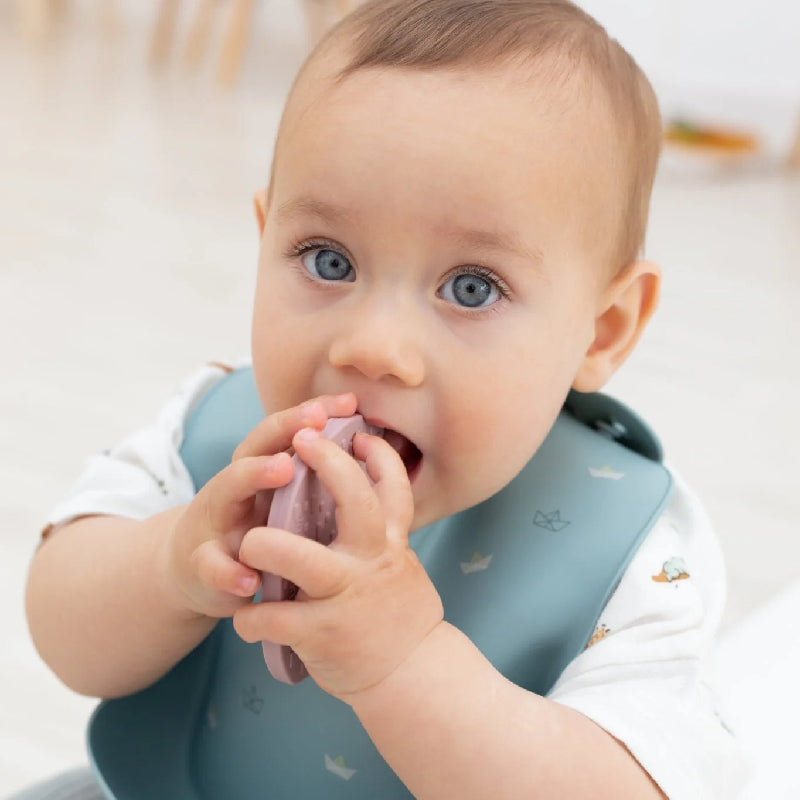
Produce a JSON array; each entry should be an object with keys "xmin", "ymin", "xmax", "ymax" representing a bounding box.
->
[{"xmin": 261, "ymin": 415, "xmax": 381, "ymax": 683}]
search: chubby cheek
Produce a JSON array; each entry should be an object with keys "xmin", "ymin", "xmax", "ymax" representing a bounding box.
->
[
  {"xmin": 251, "ymin": 351, "xmax": 289, "ymax": 415},
  {"xmin": 251, "ymin": 304, "xmax": 312, "ymax": 415},
  {"xmin": 429, "ymin": 354, "xmax": 576, "ymax": 518},
  {"xmin": 444, "ymin": 407, "xmax": 555, "ymax": 512}
]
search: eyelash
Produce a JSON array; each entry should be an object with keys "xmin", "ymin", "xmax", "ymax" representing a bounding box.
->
[
  {"xmin": 288, "ymin": 238, "xmax": 344, "ymax": 260},
  {"xmin": 287, "ymin": 238, "xmax": 348, "ymax": 284},
  {"xmin": 286, "ymin": 238, "xmax": 512, "ymax": 308}
]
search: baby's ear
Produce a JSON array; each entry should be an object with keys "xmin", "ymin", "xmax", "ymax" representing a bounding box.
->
[
  {"xmin": 253, "ymin": 189, "xmax": 269, "ymax": 237},
  {"xmin": 572, "ymin": 260, "xmax": 661, "ymax": 393}
]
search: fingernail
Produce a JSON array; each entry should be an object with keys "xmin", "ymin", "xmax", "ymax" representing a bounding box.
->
[
  {"xmin": 296, "ymin": 427, "xmax": 320, "ymax": 443},
  {"xmin": 240, "ymin": 574, "xmax": 258, "ymax": 593}
]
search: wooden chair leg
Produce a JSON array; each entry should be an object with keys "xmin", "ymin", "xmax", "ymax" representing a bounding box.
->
[
  {"xmin": 787, "ymin": 112, "xmax": 800, "ymax": 171},
  {"xmin": 150, "ymin": 0, "xmax": 182, "ymax": 66},
  {"xmin": 217, "ymin": 0, "xmax": 254, "ymax": 87},
  {"xmin": 96, "ymin": 0, "xmax": 122, "ymax": 35},
  {"xmin": 18, "ymin": 0, "xmax": 57, "ymax": 42},
  {"xmin": 185, "ymin": 0, "xmax": 221, "ymax": 67}
]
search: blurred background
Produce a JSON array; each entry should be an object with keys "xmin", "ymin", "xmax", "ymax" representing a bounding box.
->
[{"xmin": 1, "ymin": 0, "xmax": 798, "ymax": 796}]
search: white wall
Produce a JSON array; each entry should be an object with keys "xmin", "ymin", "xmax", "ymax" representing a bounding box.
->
[{"xmin": 579, "ymin": 0, "xmax": 800, "ymax": 153}]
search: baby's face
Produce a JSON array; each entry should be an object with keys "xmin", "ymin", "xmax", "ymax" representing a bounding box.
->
[{"xmin": 251, "ymin": 56, "xmax": 623, "ymax": 530}]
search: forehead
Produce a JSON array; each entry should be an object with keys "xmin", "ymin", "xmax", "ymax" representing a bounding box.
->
[
  {"xmin": 272, "ymin": 49, "xmax": 621, "ymax": 265},
  {"xmin": 280, "ymin": 46, "xmax": 613, "ymax": 162}
]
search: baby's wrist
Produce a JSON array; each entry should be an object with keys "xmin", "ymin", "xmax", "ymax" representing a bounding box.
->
[
  {"xmin": 150, "ymin": 506, "xmax": 210, "ymax": 621},
  {"xmin": 344, "ymin": 618, "xmax": 453, "ymax": 710}
]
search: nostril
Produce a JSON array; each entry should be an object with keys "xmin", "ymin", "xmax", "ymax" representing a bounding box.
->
[{"xmin": 328, "ymin": 337, "xmax": 424, "ymax": 387}]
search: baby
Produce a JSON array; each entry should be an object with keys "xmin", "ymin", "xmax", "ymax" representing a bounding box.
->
[{"xmin": 21, "ymin": 1, "xmax": 743, "ymax": 799}]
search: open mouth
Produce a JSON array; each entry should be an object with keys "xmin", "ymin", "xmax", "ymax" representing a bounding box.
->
[{"xmin": 382, "ymin": 428, "xmax": 423, "ymax": 480}]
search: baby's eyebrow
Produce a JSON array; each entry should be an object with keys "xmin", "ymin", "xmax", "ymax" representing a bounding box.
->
[
  {"xmin": 441, "ymin": 223, "xmax": 545, "ymax": 270},
  {"xmin": 277, "ymin": 195, "xmax": 545, "ymax": 271},
  {"xmin": 276, "ymin": 196, "xmax": 353, "ymax": 227}
]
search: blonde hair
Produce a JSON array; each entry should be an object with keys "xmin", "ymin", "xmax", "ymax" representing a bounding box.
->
[{"xmin": 281, "ymin": 0, "xmax": 662, "ymax": 273}]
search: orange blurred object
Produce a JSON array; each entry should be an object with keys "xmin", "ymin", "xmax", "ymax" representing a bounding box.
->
[{"xmin": 664, "ymin": 119, "xmax": 760, "ymax": 155}]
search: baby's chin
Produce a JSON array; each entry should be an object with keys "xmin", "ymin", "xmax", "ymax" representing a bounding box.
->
[{"xmin": 405, "ymin": 471, "xmax": 494, "ymax": 533}]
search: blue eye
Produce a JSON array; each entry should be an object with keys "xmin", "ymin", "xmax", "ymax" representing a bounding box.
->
[
  {"xmin": 301, "ymin": 248, "xmax": 354, "ymax": 282},
  {"xmin": 439, "ymin": 270, "xmax": 501, "ymax": 308}
]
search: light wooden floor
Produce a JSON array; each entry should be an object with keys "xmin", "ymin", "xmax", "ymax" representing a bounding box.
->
[{"xmin": 1, "ymin": 3, "xmax": 798, "ymax": 794}]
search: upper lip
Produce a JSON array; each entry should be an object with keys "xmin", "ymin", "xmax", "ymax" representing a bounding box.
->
[{"xmin": 361, "ymin": 414, "xmax": 389, "ymax": 430}]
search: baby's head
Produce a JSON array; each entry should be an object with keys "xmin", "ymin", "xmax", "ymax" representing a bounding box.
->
[{"xmin": 250, "ymin": 0, "xmax": 663, "ymax": 529}]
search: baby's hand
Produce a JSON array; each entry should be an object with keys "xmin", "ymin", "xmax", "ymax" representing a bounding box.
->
[
  {"xmin": 163, "ymin": 394, "xmax": 357, "ymax": 620},
  {"xmin": 232, "ymin": 427, "xmax": 444, "ymax": 700}
]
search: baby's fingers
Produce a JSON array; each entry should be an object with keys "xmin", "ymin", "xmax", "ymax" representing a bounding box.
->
[
  {"xmin": 202, "ymin": 453, "xmax": 292, "ymax": 534},
  {"xmin": 353, "ymin": 432, "xmax": 414, "ymax": 539},
  {"xmin": 233, "ymin": 598, "xmax": 309, "ymax": 648},
  {"xmin": 193, "ymin": 539, "xmax": 261, "ymax": 602},
  {"xmin": 291, "ymin": 429, "xmax": 387, "ymax": 556},
  {"xmin": 240, "ymin": 527, "xmax": 348, "ymax": 599},
  {"xmin": 233, "ymin": 393, "xmax": 357, "ymax": 461}
]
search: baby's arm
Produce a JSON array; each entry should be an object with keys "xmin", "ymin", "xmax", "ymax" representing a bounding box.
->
[
  {"xmin": 25, "ymin": 394, "xmax": 356, "ymax": 699},
  {"xmin": 349, "ymin": 623, "xmax": 665, "ymax": 799},
  {"xmin": 26, "ymin": 508, "xmax": 215, "ymax": 698}
]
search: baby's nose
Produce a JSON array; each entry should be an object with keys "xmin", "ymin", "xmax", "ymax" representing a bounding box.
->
[{"xmin": 328, "ymin": 300, "xmax": 425, "ymax": 386}]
